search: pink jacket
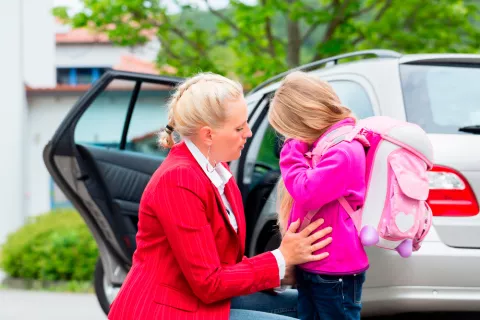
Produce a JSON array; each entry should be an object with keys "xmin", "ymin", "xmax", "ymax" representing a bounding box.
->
[{"xmin": 280, "ymin": 118, "xmax": 369, "ymax": 275}]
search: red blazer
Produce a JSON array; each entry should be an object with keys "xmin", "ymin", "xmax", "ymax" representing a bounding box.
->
[{"xmin": 108, "ymin": 142, "xmax": 280, "ymax": 320}]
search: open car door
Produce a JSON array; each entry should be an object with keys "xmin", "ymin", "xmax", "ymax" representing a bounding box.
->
[{"xmin": 43, "ymin": 70, "xmax": 183, "ymax": 314}]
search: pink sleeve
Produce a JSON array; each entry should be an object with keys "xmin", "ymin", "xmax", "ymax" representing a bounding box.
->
[{"xmin": 279, "ymin": 139, "xmax": 352, "ymax": 212}]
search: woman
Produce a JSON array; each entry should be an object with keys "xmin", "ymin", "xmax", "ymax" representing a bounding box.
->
[{"xmin": 108, "ymin": 72, "xmax": 333, "ymax": 320}]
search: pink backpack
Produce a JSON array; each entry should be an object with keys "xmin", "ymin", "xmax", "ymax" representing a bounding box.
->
[{"xmin": 303, "ymin": 116, "xmax": 434, "ymax": 258}]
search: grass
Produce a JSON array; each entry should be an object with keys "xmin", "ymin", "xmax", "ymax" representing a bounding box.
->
[
  {"xmin": 41, "ymin": 280, "xmax": 94, "ymax": 293},
  {"xmin": 0, "ymin": 272, "xmax": 94, "ymax": 294}
]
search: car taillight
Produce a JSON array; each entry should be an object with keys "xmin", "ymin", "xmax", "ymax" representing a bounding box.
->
[{"xmin": 427, "ymin": 165, "xmax": 479, "ymax": 217}]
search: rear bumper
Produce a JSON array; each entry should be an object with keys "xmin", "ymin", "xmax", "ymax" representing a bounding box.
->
[
  {"xmin": 362, "ymin": 286, "xmax": 480, "ymax": 316},
  {"xmin": 362, "ymin": 237, "xmax": 480, "ymax": 316}
]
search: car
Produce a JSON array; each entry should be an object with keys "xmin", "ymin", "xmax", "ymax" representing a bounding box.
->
[{"xmin": 44, "ymin": 49, "xmax": 480, "ymax": 317}]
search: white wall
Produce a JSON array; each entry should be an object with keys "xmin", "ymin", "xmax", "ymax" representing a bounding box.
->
[
  {"xmin": 0, "ymin": 1, "xmax": 28, "ymax": 243},
  {"xmin": 56, "ymin": 39, "xmax": 160, "ymax": 68},
  {"xmin": 56, "ymin": 44, "xmax": 129, "ymax": 68},
  {"xmin": 23, "ymin": 0, "xmax": 56, "ymax": 88},
  {"xmin": 0, "ymin": 0, "xmax": 160, "ymax": 243},
  {"xmin": 26, "ymin": 94, "xmax": 78, "ymax": 217}
]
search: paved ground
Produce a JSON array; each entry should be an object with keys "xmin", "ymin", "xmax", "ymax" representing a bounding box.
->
[
  {"xmin": 0, "ymin": 284, "xmax": 477, "ymax": 320},
  {"xmin": 0, "ymin": 289, "xmax": 106, "ymax": 320}
]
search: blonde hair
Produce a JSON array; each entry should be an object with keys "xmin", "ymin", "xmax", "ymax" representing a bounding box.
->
[
  {"xmin": 159, "ymin": 72, "xmax": 243, "ymax": 148},
  {"xmin": 268, "ymin": 71, "xmax": 354, "ymax": 233}
]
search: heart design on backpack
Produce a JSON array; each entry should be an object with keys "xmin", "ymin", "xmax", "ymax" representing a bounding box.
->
[{"xmin": 395, "ymin": 211, "xmax": 415, "ymax": 233}]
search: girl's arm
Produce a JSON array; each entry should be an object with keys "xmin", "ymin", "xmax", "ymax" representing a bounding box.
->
[{"xmin": 279, "ymin": 139, "xmax": 352, "ymax": 212}]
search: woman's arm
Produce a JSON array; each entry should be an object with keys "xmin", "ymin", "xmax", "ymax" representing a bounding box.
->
[
  {"xmin": 154, "ymin": 167, "xmax": 280, "ymax": 304},
  {"xmin": 279, "ymin": 139, "xmax": 352, "ymax": 212}
]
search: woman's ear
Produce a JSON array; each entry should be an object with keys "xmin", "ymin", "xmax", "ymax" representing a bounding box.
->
[{"xmin": 199, "ymin": 126, "xmax": 214, "ymax": 146}]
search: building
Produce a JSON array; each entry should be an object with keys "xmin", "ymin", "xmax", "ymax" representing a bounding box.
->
[{"xmin": 0, "ymin": 0, "xmax": 169, "ymax": 243}]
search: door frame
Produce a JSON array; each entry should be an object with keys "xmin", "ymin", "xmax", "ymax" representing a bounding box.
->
[{"xmin": 43, "ymin": 71, "xmax": 184, "ymax": 283}]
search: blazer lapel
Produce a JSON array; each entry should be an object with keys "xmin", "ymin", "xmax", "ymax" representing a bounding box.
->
[
  {"xmin": 211, "ymin": 186, "xmax": 239, "ymax": 236},
  {"xmin": 176, "ymin": 142, "xmax": 243, "ymax": 254},
  {"xmin": 224, "ymin": 180, "xmax": 245, "ymax": 256}
]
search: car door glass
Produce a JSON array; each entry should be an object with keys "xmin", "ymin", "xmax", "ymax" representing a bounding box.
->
[
  {"xmin": 256, "ymin": 125, "xmax": 280, "ymax": 171},
  {"xmin": 249, "ymin": 119, "xmax": 281, "ymax": 191},
  {"xmin": 125, "ymin": 82, "xmax": 174, "ymax": 157},
  {"xmin": 74, "ymin": 79, "xmax": 135, "ymax": 148},
  {"xmin": 74, "ymin": 80, "xmax": 176, "ymax": 157},
  {"xmin": 328, "ymin": 80, "xmax": 374, "ymax": 119}
]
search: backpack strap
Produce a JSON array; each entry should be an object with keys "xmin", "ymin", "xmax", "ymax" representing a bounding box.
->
[
  {"xmin": 299, "ymin": 197, "xmax": 355, "ymax": 231},
  {"xmin": 299, "ymin": 210, "xmax": 317, "ymax": 231},
  {"xmin": 306, "ymin": 125, "xmax": 355, "ymax": 160},
  {"xmin": 338, "ymin": 196, "xmax": 355, "ymax": 219}
]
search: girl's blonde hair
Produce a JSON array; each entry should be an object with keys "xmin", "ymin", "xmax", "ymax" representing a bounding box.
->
[
  {"xmin": 268, "ymin": 71, "xmax": 354, "ymax": 233},
  {"xmin": 159, "ymin": 72, "xmax": 243, "ymax": 148}
]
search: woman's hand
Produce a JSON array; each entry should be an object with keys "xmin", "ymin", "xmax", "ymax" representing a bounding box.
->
[
  {"xmin": 280, "ymin": 265, "xmax": 296, "ymax": 286},
  {"xmin": 278, "ymin": 218, "xmax": 332, "ymax": 266}
]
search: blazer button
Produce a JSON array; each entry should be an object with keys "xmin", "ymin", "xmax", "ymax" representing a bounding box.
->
[
  {"xmin": 249, "ymin": 286, "xmax": 256, "ymax": 293},
  {"xmin": 265, "ymin": 281, "xmax": 270, "ymax": 287}
]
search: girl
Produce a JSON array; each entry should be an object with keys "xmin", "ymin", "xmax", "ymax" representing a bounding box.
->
[{"xmin": 268, "ymin": 71, "xmax": 369, "ymax": 320}]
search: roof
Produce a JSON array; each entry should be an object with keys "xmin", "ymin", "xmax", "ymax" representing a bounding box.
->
[
  {"xmin": 113, "ymin": 55, "xmax": 177, "ymax": 75},
  {"xmin": 55, "ymin": 18, "xmax": 156, "ymax": 44},
  {"xmin": 25, "ymin": 84, "xmax": 94, "ymax": 92},
  {"xmin": 56, "ymin": 27, "xmax": 111, "ymax": 44},
  {"xmin": 26, "ymin": 81, "xmax": 173, "ymax": 94}
]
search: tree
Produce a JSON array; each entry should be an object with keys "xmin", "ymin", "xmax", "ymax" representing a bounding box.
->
[{"xmin": 53, "ymin": 0, "xmax": 480, "ymax": 90}]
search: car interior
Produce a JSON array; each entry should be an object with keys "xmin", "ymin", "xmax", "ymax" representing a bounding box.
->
[
  {"xmin": 75, "ymin": 144, "xmax": 163, "ymax": 258},
  {"xmin": 243, "ymin": 125, "xmax": 284, "ymax": 252}
]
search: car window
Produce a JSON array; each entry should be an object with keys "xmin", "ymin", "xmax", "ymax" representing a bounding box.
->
[
  {"xmin": 244, "ymin": 108, "xmax": 281, "ymax": 193},
  {"xmin": 75, "ymin": 79, "xmax": 134, "ymax": 148},
  {"xmin": 400, "ymin": 64, "xmax": 480, "ymax": 134},
  {"xmin": 328, "ymin": 80, "xmax": 375, "ymax": 119},
  {"xmin": 256, "ymin": 124, "xmax": 280, "ymax": 171},
  {"xmin": 74, "ymin": 80, "xmax": 175, "ymax": 157},
  {"xmin": 125, "ymin": 83, "xmax": 173, "ymax": 157}
]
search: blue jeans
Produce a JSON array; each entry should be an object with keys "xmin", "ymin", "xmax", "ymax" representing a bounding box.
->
[
  {"xmin": 295, "ymin": 268, "xmax": 366, "ymax": 320},
  {"xmin": 229, "ymin": 289, "xmax": 298, "ymax": 319}
]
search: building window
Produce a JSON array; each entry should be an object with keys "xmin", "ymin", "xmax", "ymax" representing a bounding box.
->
[
  {"xmin": 56, "ymin": 67, "xmax": 109, "ymax": 86},
  {"xmin": 57, "ymin": 68, "xmax": 71, "ymax": 85}
]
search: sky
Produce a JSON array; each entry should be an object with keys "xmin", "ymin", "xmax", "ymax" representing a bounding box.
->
[{"xmin": 53, "ymin": 0, "xmax": 257, "ymax": 14}]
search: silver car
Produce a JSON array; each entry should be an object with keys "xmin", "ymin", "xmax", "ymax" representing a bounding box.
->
[
  {"xmin": 240, "ymin": 49, "xmax": 480, "ymax": 317},
  {"xmin": 44, "ymin": 49, "xmax": 480, "ymax": 317}
]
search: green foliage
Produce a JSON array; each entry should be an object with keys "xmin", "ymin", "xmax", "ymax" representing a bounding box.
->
[
  {"xmin": 53, "ymin": 0, "xmax": 480, "ymax": 89},
  {"xmin": 0, "ymin": 209, "xmax": 98, "ymax": 281}
]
